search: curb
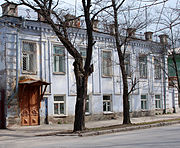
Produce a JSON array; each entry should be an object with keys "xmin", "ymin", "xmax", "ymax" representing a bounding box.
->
[
  {"xmin": 77, "ymin": 120, "xmax": 180, "ymax": 137},
  {"xmin": 37, "ymin": 120, "xmax": 180, "ymax": 137}
]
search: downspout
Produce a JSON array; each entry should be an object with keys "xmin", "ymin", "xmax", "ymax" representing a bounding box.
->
[
  {"xmin": 163, "ymin": 52, "xmax": 167, "ymax": 114},
  {"xmin": 15, "ymin": 32, "xmax": 19, "ymax": 94},
  {"xmin": 67, "ymin": 50, "xmax": 70, "ymax": 96},
  {"xmin": 48, "ymin": 39, "xmax": 51, "ymax": 93},
  {"xmin": 172, "ymin": 88, "xmax": 176, "ymax": 113},
  {"xmin": 40, "ymin": 23, "xmax": 43, "ymax": 80}
]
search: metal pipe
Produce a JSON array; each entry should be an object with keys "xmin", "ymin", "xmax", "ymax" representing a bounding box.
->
[{"xmin": 163, "ymin": 55, "xmax": 167, "ymax": 113}]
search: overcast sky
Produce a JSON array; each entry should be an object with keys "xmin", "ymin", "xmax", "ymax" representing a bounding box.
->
[
  {"xmin": 0, "ymin": 0, "xmax": 179, "ymax": 35},
  {"xmin": 0, "ymin": 0, "xmax": 178, "ymax": 15}
]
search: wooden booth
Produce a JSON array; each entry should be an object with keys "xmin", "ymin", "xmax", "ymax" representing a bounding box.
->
[{"xmin": 18, "ymin": 77, "xmax": 50, "ymax": 126}]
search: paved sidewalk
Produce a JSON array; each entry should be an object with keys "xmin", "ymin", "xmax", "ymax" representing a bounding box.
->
[{"xmin": 1, "ymin": 112, "xmax": 180, "ymax": 138}]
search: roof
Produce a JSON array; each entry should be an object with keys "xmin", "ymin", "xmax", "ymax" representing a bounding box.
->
[{"xmin": 18, "ymin": 76, "xmax": 50, "ymax": 86}]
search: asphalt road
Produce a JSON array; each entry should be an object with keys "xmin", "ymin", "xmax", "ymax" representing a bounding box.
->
[{"xmin": 1, "ymin": 124, "xmax": 180, "ymax": 148}]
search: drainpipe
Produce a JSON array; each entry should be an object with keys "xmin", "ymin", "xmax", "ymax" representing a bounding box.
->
[
  {"xmin": 163, "ymin": 54, "xmax": 167, "ymax": 114},
  {"xmin": 172, "ymin": 88, "xmax": 176, "ymax": 113},
  {"xmin": 15, "ymin": 32, "xmax": 19, "ymax": 93},
  {"xmin": 40, "ymin": 23, "xmax": 43, "ymax": 80}
]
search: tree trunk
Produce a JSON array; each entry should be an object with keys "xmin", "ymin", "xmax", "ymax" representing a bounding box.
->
[
  {"xmin": 111, "ymin": 0, "xmax": 131, "ymax": 125},
  {"xmin": 122, "ymin": 73, "xmax": 131, "ymax": 124},
  {"xmin": 73, "ymin": 60, "xmax": 88, "ymax": 132},
  {"xmin": 119, "ymin": 57, "xmax": 131, "ymax": 124}
]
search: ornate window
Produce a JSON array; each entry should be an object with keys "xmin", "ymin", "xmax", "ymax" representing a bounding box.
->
[{"xmin": 22, "ymin": 41, "xmax": 36, "ymax": 73}]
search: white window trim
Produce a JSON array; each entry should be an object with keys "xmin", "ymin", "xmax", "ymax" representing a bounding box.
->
[
  {"xmin": 154, "ymin": 57, "xmax": 161, "ymax": 80},
  {"xmin": 79, "ymin": 46, "xmax": 87, "ymax": 67},
  {"xmin": 128, "ymin": 95, "xmax": 132, "ymax": 112},
  {"xmin": 139, "ymin": 56, "xmax": 147, "ymax": 79},
  {"xmin": 53, "ymin": 95, "xmax": 67, "ymax": 117},
  {"xmin": 141, "ymin": 94, "xmax": 148, "ymax": 110},
  {"xmin": 155, "ymin": 95, "xmax": 162, "ymax": 109},
  {"xmin": 22, "ymin": 41, "xmax": 37, "ymax": 74},
  {"xmin": 124, "ymin": 54, "xmax": 131, "ymax": 77},
  {"xmin": 101, "ymin": 50, "xmax": 113, "ymax": 77},
  {"xmin": 53, "ymin": 45, "xmax": 66, "ymax": 75},
  {"xmin": 103, "ymin": 95, "xmax": 113, "ymax": 113},
  {"xmin": 85, "ymin": 95, "xmax": 91, "ymax": 115}
]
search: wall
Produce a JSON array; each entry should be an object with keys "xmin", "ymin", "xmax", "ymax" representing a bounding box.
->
[{"xmin": 0, "ymin": 16, "xmax": 177, "ymax": 125}]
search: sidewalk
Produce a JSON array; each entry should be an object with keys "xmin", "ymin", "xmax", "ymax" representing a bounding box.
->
[{"xmin": 1, "ymin": 112, "xmax": 180, "ymax": 138}]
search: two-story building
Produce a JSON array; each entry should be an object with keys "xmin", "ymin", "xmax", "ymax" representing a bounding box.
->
[{"xmin": 0, "ymin": 3, "xmax": 179, "ymax": 126}]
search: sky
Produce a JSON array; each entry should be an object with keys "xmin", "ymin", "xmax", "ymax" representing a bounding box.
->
[
  {"xmin": 0, "ymin": 0, "xmax": 179, "ymax": 36},
  {"xmin": 0, "ymin": 0, "xmax": 178, "ymax": 15}
]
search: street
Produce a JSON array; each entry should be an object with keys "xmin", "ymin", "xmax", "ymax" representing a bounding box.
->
[{"xmin": 0, "ymin": 124, "xmax": 180, "ymax": 148}]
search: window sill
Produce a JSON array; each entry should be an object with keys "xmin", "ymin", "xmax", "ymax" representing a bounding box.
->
[
  {"xmin": 85, "ymin": 112, "xmax": 91, "ymax": 116},
  {"xmin": 44, "ymin": 92, "xmax": 51, "ymax": 95},
  {"xmin": 22, "ymin": 71, "xmax": 37, "ymax": 75},
  {"xmin": 53, "ymin": 72, "xmax": 66, "ymax": 75},
  {"xmin": 103, "ymin": 111, "xmax": 114, "ymax": 115},
  {"xmin": 155, "ymin": 108, "xmax": 163, "ymax": 110},
  {"xmin": 102, "ymin": 75, "xmax": 112, "ymax": 78},
  {"xmin": 141, "ymin": 109, "xmax": 148, "ymax": 112},
  {"xmin": 53, "ymin": 115, "xmax": 67, "ymax": 118}
]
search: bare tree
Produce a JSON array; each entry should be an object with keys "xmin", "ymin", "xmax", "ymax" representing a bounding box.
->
[
  {"xmin": 109, "ymin": 0, "xmax": 155, "ymax": 124},
  {"xmin": 157, "ymin": 6, "xmax": 180, "ymax": 107},
  {"xmin": 5, "ymin": 0, "xmax": 111, "ymax": 131}
]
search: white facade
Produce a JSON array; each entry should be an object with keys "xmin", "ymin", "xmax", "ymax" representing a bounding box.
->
[{"xmin": 0, "ymin": 15, "xmax": 179, "ymax": 125}]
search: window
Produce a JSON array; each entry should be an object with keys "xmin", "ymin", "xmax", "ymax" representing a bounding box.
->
[
  {"xmin": 154, "ymin": 58, "xmax": 161, "ymax": 79},
  {"xmin": 139, "ymin": 56, "xmax": 147, "ymax": 78},
  {"xmin": 103, "ymin": 95, "xmax": 112, "ymax": 112},
  {"xmin": 22, "ymin": 41, "xmax": 36, "ymax": 73},
  {"xmin": 53, "ymin": 46, "xmax": 65, "ymax": 73},
  {"xmin": 155, "ymin": 95, "xmax": 161, "ymax": 109},
  {"xmin": 124, "ymin": 54, "xmax": 131, "ymax": 77},
  {"xmin": 102, "ymin": 51, "xmax": 112, "ymax": 76},
  {"xmin": 54, "ymin": 96, "xmax": 65, "ymax": 115},
  {"xmin": 141, "ymin": 95, "xmax": 147, "ymax": 110},
  {"xmin": 85, "ymin": 95, "xmax": 90, "ymax": 114},
  {"xmin": 128, "ymin": 95, "xmax": 132, "ymax": 112},
  {"xmin": 79, "ymin": 47, "xmax": 86, "ymax": 66}
]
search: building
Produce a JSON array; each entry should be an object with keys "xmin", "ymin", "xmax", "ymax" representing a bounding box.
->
[
  {"xmin": 168, "ymin": 47, "xmax": 180, "ymax": 107},
  {"xmin": 0, "ymin": 3, "xmax": 179, "ymax": 126}
]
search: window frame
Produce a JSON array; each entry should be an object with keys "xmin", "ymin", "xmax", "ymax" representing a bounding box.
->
[
  {"xmin": 124, "ymin": 54, "xmax": 131, "ymax": 77},
  {"xmin": 102, "ymin": 50, "xmax": 112, "ymax": 77},
  {"xmin": 155, "ymin": 95, "xmax": 162, "ymax": 109},
  {"xmin": 103, "ymin": 95, "xmax": 112, "ymax": 113},
  {"xmin": 53, "ymin": 95, "xmax": 66, "ymax": 116},
  {"xmin": 79, "ymin": 46, "xmax": 87, "ymax": 67},
  {"xmin": 141, "ymin": 94, "xmax": 148, "ymax": 110},
  {"xmin": 139, "ymin": 56, "xmax": 147, "ymax": 79},
  {"xmin": 53, "ymin": 45, "xmax": 66, "ymax": 74},
  {"xmin": 128, "ymin": 95, "xmax": 132, "ymax": 112},
  {"xmin": 154, "ymin": 57, "xmax": 161, "ymax": 80},
  {"xmin": 85, "ymin": 95, "xmax": 90, "ymax": 115},
  {"xmin": 22, "ymin": 41, "xmax": 37, "ymax": 74}
]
